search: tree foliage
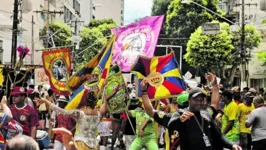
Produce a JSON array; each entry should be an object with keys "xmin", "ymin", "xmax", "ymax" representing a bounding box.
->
[
  {"xmin": 40, "ymin": 22, "xmax": 71, "ymax": 47},
  {"xmin": 185, "ymin": 22, "xmax": 262, "ymax": 85},
  {"xmin": 166, "ymin": 0, "xmax": 224, "ymax": 45},
  {"xmin": 185, "ymin": 22, "xmax": 234, "ymax": 69},
  {"xmin": 77, "ymin": 28, "xmax": 107, "ymax": 66},
  {"xmin": 88, "ymin": 19, "xmax": 116, "ymax": 28},
  {"xmin": 152, "ymin": 0, "xmax": 172, "ymax": 16},
  {"xmin": 257, "ymin": 52, "xmax": 266, "ymax": 66}
]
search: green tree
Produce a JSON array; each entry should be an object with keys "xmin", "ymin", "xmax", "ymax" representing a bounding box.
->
[
  {"xmin": 185, "ymin": 22, "xmax": 262, "ymax": 85},
  {"xmin": 166, "ymin": 0, "xmax": 224, "ymax": 46},
  {"xmin": 40, "ymin": 22, "xmax": 71, "ymax": 47},
  {"xmin": 88, "ymin": 19, "xmax": 116, "ymax": 28},
  {"xmin": 152, "ymin": 0, "xmax": 172, "ymax": 16},
  {"xmin": 77, "ymin": 27, "xmax": 107, "ymax": 66},
  {"xmin": 257, "ymin": 52, "xmax": 266, "ymax": 66}
]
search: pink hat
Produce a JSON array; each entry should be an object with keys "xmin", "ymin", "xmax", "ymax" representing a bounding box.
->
[{"xmin": 10, "ymin": 86, "xmax": 27, "ymax": 96}]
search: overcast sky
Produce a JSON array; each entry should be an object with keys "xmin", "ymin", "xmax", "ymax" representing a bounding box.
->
[{"xmin": 124, "ymin": 0, "xmax": 153, "ymax": 25}]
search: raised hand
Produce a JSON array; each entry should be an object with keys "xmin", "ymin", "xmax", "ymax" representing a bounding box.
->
[
  {"xmin": 140, "ymin": 78, "xmax": 148, "ymax": 90},
  {"xmin": 1, "ymin": 96, "xmax": 7, "ymax": 106},
  {"xmin": 206, "ymin": 72, "xmax": 217, "ymax": 86}
]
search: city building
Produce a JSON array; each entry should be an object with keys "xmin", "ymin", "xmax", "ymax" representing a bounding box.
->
[
  {"xmin": 219, "ymin": 0, "xmax": 266, "ymax": 88},
  {"xmin": 80, "ymin": 0, "xmax": 124, "ymax": 26},
  {"xmin": 0, "ymin": 0, "xmax": 81, "ymax": 65}
]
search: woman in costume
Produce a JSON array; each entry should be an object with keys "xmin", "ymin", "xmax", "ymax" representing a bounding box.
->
[{"xmin": 37, "ymin": 84, "xmax": 123, "ymax": 150}]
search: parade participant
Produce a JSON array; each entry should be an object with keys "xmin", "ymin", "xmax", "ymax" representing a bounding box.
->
[
  {"xmin": 7, "ymin": 86, "xmax": 39, "ymax": 140},
  {"xmin": 221, "ymin": 90, "xmax": 240, "ymax": 145},
  {"xmin": 37, "ymin": 83, "xmax": 122, "ymax": 150},
  {"xmin": 53, "ymin": 128, "xmax": 78, "ymax": 150},
  {"xmin": 98, "ymin": 112, "xmax": 112, "ymax": 150},
  {"xmin": 6, "ymin": 135, "xmax": 39, "ymax": 150},
  {"xmin": 141, "ymin": 75, "xmax": 242, "ymax": 150},
  {"xmin": 245, "ymin": 96, "xmax": 266, "ymax": 150},
  {"xmin": 237, "ymin": 92, "xmax": 255, "ymax": 150},
  {"xmin": 128, "ymin": 100, "xmax": 158, "ymax": 150},
  {"xmin": 53, "ymin": 96, "xmax": 76, "ymax": 150},
  {"xmin": 0, "ymin": 96, "xmax": 13, "ymax": 149}
]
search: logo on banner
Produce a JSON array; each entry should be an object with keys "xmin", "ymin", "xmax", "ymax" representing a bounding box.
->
[{"xmin": 147, "ymin": 72, "xmax": 164, "ymax": 87}]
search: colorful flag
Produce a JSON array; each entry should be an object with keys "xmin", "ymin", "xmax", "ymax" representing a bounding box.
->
[
  {"xmin": 104, "ymin": 65, "xmax": 130, "ymax": 114},
  {"xmin": 112, "ymin": 15, "xmax": 164, "ymax": 72},
  {"xmin": 67, "ymin": 35, "xmax": 116, "ymax": 92},
  {"xmin": 65, "ymin": 36, "xmax": 116, "ymax": 110},
  {"xmin": 42, "ymin": 48, "xmax": 72, "ymax": 96},
  {"xmin": 131, "ymin": 53, "xmax": 186, "ymax": 101}
]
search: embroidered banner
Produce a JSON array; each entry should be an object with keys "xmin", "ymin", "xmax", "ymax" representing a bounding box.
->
[
  {"xmin": 42, "ymin": 49, "xmax": 71, "ymax": 96},
  {"xmin": 112, "ymin": 15, "xmax": 164, "ymax": 72}
]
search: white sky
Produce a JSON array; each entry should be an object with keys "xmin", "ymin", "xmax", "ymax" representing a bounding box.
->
[{"xmin": 124, "ymin": 0, "xmax": 153, "ymax": 25}]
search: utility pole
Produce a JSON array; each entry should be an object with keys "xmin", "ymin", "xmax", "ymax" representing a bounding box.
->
[
  {"xmin": 34, "ymin": 1, "xmax": 63, "ymax": 48},
  {"xmin": 31, "ymin": 15, "xmax": 34, "ymax": 64},
  {"xmin": 11, "ymin": 0, "xmax": 19, "ymax": 68},
  {"xmin": 70, "ymin": 20, "xmax": 83, "ymax": 72},
  {"xmin": 45, "ymin": 0, "xmax": 49, "ymax": 48},
  {"xmin": 240, "ymin": 0, "xmax": 246, "ymax": 89}
]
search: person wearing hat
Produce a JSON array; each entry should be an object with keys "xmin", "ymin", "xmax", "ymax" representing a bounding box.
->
[
  {"xmin": 54, "ymin": 96, "xmax": 76, "ymax": 150},
  {"xmin": 37, "ymin": 81, "xmax": 123, "ymax": 150},
  {"xmin": 245, "ymin": 96, "xmax": 266, "ymax": 150},
  {"xmin": 141, "ymin": 72, "xmax": 242, "ymax": 150},
  {"xmin": 221, "ymin": 90, "xmax": 240, "ymax": 146},
  {"xmin": 237, "ymin": 92, "xmax": 255, "ymax": 150},
  {"xmin": 7, "ymin": 86, "xmax": 39, "ymax": 140}
]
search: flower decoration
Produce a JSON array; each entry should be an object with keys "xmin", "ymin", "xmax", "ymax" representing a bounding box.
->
[{"xmin": 16, "ymin": 46, "xmax": 31, "ymax": 59}]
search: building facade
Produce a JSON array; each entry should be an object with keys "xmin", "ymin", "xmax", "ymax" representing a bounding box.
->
[
  {"xmin": 218, "ymin": 0, "xmax": 266, "ymax": 88},
  {"xmin": 80, "ymin": 0, "xmax": 124, "ymax": 26},
  {"xmin": 0, "ymin": 0, "xmax": 81, "ymax": 65}
]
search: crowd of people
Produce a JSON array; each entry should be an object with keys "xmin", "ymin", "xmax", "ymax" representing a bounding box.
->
[{"xmin": 0, "ymin": 72, "xmax": 266, "ymax": 150}]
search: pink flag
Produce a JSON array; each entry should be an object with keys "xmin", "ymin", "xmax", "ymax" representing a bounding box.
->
[{"xmin": 112, "ymin": 15, "xmax": 164, "ymax": 72}]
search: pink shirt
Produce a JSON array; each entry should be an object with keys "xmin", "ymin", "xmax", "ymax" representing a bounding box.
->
[{"xmin": 7, "ymin": 104, "xmax": 39, "ymax": 138}]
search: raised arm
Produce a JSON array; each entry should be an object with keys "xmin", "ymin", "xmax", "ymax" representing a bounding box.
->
[
  {"xmin": 1, "ymin": 96, "xmax": 12, "ymax": 122},
  {"xmin": 35, "ymin": 98, "xmax": 80, "ymax": 119},
  {"xmin": 99, "ymin": 82, "xmax": 124, "ymax": 116},
  {"xmin": 206, "ymin": 72, "xmax": 219, "ymax": 110},
  {"xmin": 141, "ymin": 78, "xmax": 155, "ymax": 117}
]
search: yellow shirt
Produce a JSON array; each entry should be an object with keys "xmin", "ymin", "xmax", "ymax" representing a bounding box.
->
[
  {"xmin": 222, "ymin": 101, "xmax": 240, "ymax": 141},
  {"xmin": 237, "ymin": 103, "xmax": 255, "ymax": 134}
]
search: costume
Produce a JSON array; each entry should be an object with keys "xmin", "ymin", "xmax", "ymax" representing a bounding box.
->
[
  {"xmin": 129, "ymin": 108, "xmax": 158, "ymax": 150},
  {"xmin": 0, "ymin": 113, "xmax": 8, "ymax": 150}
]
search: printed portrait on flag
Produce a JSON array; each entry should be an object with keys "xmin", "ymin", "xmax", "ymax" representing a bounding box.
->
[
  {"xmin": 42, "ymin": 48, "xmax": 71, "ymax": 96},
  {"xmin": 131, "ymin": 53, "xmax": 186, "ymax": 101},
  {"xmin": 112, "ymin": 15, "xmax": 164, "ymax": 72},
  {"xmin": 105, "ymin": 65, "xmax": 129, "ymax": 114}
]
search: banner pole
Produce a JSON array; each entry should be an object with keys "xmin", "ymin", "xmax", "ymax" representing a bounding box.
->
[{"xmin": 125, "ymin": 111, "xmax": 136, "ymax": 136}]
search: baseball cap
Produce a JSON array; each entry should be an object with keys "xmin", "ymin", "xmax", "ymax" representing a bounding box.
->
[
  {"xmin": 244, "ymin": 92, "xmax": 255, "ymax": 99},
  {"xmin": 10, "ymin": 86, "xmax": 27, "ymax": 96},
  {"xmin": 188, "ymin": 87, "xmax": 206, "ymax": 98},
  {"xmin": 177, "ymin": 92, "xmax": 189, "ymax": 106}
]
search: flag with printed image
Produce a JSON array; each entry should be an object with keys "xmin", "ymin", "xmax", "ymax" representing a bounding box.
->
[
  {"xmin": 65, "ymin": 35, "xmax": 115, "ymax": 110},
  {"xmin": 104, "ymin": 65, "xmax": 130, "ymax": 114},
  {"xmin": 42, "ymin": 48, "xmax": 72, "ymax": 96},
  {"xmin": 131, "ymin": 52, "xmax": 186, "ymax": 101},
  {"xmin": 112, "ymin": 15, "xmax": 164, "ymax": 72}
]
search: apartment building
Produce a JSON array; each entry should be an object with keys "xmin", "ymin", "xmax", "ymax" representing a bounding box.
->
[{"xmin": 218, "ymin": 0, "xmax": 266, "ymax": 88}]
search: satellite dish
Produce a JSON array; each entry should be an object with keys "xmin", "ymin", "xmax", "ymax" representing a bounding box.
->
[{"xmin": 22, "ymin": 0, "xmax": 32, "ymax": 13}]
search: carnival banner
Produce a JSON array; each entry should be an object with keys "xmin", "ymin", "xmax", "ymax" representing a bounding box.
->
[
  {"xmin": 67, "ymin": 35, "xmax": 116, "ymax": 92},
  {"xmin": 131, "ymin": 53, "xmax": 186, "ymax": 101},
  {"xmin": 65, "ymin": 36, "xmax": 115, "ymax": 110},
  {"xmin": 105, "ymin": 65, "xmax": 130, "ymax": 114},
  {"xmin": 34, "ymin": 68, "xmax": 49, "ymax": 86},
  {"xmin": 112, "ymin": 15, "xmax": 164, "ymax": 72},
  {"xmin": 42, "ymin": 48, "xmax": 71, "ymax": 96}
]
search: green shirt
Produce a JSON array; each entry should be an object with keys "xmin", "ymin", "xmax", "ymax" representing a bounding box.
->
[
  {"xmin": 131, "ymin": 108, "xmax": 155, "ymax": 136},
  {"xmin": 222, "ymin": 101, "xmax": 240, "ymax": 142}
]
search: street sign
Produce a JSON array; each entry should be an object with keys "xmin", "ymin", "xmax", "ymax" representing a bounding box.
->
[{"xmin": 202, "ymin": 23, "xmax": 220, "ymax": 35}]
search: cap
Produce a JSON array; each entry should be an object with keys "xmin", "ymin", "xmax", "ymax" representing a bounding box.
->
[
  {"xmin": 57, "ymin": 96, "xmax": 69, "ymax": 103},
  {"xmin": 10, "ymin": 86, "xmax": 27, "ymax": 96},
  {"xmin": 244, "ymin": 92, "xmax": 255, "ymax": 99},
  {"xmin": 189, "ymin": 87, "xmax": 206, "ymax": 98},
  {"xmin": 249, "ymin": 88, "xmax": 257, "ymax": 94},
  {"xmin": 177, "ymin": 92, "xmax": 189, "ymax": 106}
]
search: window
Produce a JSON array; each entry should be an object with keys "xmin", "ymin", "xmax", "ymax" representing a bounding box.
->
[
  {"xmin": 75, "ymin": 1, "xmax": 80, "ymax": 14},
  {"xmin": 92, "ymin": 15, "xmax": 95, "ymax": 19}
]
